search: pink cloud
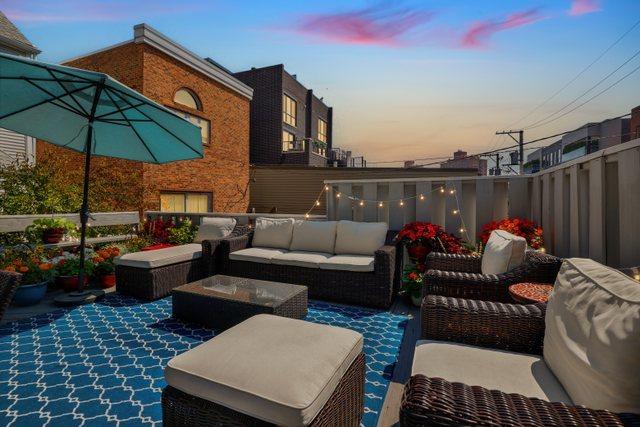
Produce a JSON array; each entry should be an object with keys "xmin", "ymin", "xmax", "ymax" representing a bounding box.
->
[
  {"xmin": 460, "ymin": 9, "xmax": 544, "ymax": 49},
  {"xmin": 568, "ymin": 0, "xmax": 601, "ymax": 16},
  {"xmin": 291, "ymin": 4, "xmax": 434, "ymax": 46}
]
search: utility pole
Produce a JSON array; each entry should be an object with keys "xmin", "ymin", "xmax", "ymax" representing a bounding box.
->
[
  {"xmin": 495, "ymin": 153, "xmax": 501, "ymax": 175},
  {"xmin": 495, "ymin": 129, "xmax": 524, "ymax": 174}
]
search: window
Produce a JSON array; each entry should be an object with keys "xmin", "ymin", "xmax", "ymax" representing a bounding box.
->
[
  {"xmin": 160, "ymin": 192, "xmax": 211, "ymax": 213},
  {"xmin": 171, "ymin": 109, "xmax": 210, "ymax": 145},
  {"xmin": 283, "ymin": 94, "xmax": 297, "ymax": 126},
  {"xmin": 174, "ymin": 88, "xmax": 201, "ymax": 110},
  {"xmin": 282, "ymin": 130, "xmax": 299, "ymax": 152},
  {"xmin": 317, "ymin": 118, "xmax": 327, "ymax": 143}
]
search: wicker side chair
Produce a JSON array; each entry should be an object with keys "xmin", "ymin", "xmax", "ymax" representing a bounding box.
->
[
  {"xmin": 423, "ymin": 250, "xmax": 562, "ymax": 302},
  {"xmin": 200, "ymin": 224, "xmax": 251, "ymax": 276},
  {"xmin": 0, "ymin": 270, "xmax": 21, "ymax": 323},
  {"xmin": 399, "ymin": 295, "xmax": 640, "ymax": 427}
]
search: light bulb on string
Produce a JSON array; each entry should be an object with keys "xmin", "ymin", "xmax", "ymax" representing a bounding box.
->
[
  {"xmin": 399, "ymin": 200, "xmax": 404, "ymax": 207},
  {"xmin": 336, "ymin": 193, "xmax": 341, "ymax": 198},
  {"xmin": 359, "ymin": 201, "xmax": 364, "ymax": 206},
  {"xmin": 419, "ymin": 194, "xmax": 425, "ymax": 200},
  {"xmin": 324, "ymin": 186, "xmax": 329, "ymax": 191},
  {"xmin": 439, "ymin": 187, "xmax": 445, "ymax": 193},
  {"xmin": 316, "ymin": 201, "xmax": 321, "ymax": 206},
  {"xmin": 459, "ymin": 227, "xmax": 465, "ymax": 233},
  {"xmin": 449, "ymin": 189, "xmax": 455, "ymax": 195},
  {"xmin": 305, "ymin": 214, "xmax": 310, "ymax": 219},
  {"xmin": 378, "ymin": 202, "xmax": 383, "ymax": 208},
  {"xmin": 452, "ymin": 209, "xmax": 458, "ymax": 215}
]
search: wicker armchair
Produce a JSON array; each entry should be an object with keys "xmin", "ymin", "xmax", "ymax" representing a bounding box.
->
[
  {"xmin": 399, "ymin": 295, "xmax": 640, "ymax": 426},
  {"xmin": 424, "ymin": 250, "xmax": 562, "ymax": 302},
  {"xmin": 0, "ymin": 270, "xmax": 21, "ymax": 323},
  {"xmin": 201, "ymin": 224, "xmax": 251, "ymax": 275}
]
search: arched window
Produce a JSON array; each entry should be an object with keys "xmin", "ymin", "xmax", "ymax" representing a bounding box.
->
[{"xmin": 174, "ymin": 88, "xmax": 201, "ymax": 110}]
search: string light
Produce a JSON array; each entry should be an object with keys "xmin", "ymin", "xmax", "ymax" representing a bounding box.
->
[
  {"xmin": 378, "ymin": 202, "xmax": 383, "ymax": 207},
  {"xmin": 324, "ymin": 185, "xmax": 329, "ymax": 191},
  {"xmin": 459, "ymin": 227, "xmax": 465, "ymax": 233},
  {"xmin": 305, "ymin": 214, "xmax": 310, "ymax": 218},
  {"xmin": 540, "ymin": 247, "xmax": 546, "ymax": 253},
  {"xmin": 399, "ymin": 200, "xmax": 404, "ymax": 207},
  {"xmin": 336, "ymin": 193, "xmax": 341, "ymax": 198},
  {"xmin": 452, "ymin": 209, "xmax": 459, "ymax": 215},
  {"xmin": 316, "ymin": 201, "xmax": 321, "ymax": 206},
  {"xmin": 449, "ymin": 189, "xmax": 455, "ymax": 194},
  {"xmin": 419, "ymin": 194, "xmax": 425, "ymax": 200},
  {"xmin": 439, "ymin": 187, "xmax": 445, "ymax": 193},
  {"xmin": 359, "ymin": 201, "xmax": 364, "ymax": 206}
]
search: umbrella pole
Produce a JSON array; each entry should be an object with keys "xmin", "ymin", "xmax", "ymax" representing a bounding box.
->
[{"xmin": 76, "ymin": 125, "xmax": 93, "ymax": 292}]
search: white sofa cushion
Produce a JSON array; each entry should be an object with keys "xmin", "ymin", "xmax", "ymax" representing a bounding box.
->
[
  {"xmin": 334, "ymin": 221, "xmax": 388, "ymax": 256},
  {"xmin": 319, "ymin": 255, "xmax": 375, "ymax": 272},
  {"xmin": 271, "ymin": 251, "xmax": 332, "ymax": 269},
  {"xmin": 544, "ymin": 258, "xmax": 640, "ymax": 413},
  {"xmin": 481, "ymin": 229, "xmax": 527, "ymax": 275},
  {"xmin": 115, "ymin": 244, "xmax": 202, "ymax": 269},
  {"xmin": 228, "ymin": 247, "xmax": 287, "ymax": 264},
  {"xmin": 165, "ymin": 314, "xmax": 363, "ymax": 426},
  {"xmin": 193, "ymin": 217, "xmax": 236, "ymax": 243},
  {"xmin": 413, "ymin": 340, "xmax": 572, "ymax": 403},
  {"xmin": 251, "ymin": 217, "xmax": 295, "ymax": 249},
  {"xmin": 290, "ymin": 220, "xmax": 338, "ymax": 253}
]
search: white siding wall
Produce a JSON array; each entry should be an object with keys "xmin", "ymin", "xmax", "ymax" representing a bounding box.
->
[{"xmin": 0, "ymin": 128, "xmax": 34, "ymax": 165}]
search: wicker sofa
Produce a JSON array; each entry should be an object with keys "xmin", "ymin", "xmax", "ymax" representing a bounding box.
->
[
  {"xmin": 115, "ymin": 223, "xmax": 249, "ymax": 300},
  {"xmin": 0, "ymin": 270, "xmax": 20, "ymax": 323},
  {"xmin": 213, "ymin": 218, "xmax": 400, "ymax": 309},
  {"xmin": 400, "ymin": 258, "xmax": 640, "ymax": 427}
]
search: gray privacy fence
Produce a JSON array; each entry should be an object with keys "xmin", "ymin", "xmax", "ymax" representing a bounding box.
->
[{"xmin": 325, "ymin": 139, "xmax": 640, "ymax": 268}]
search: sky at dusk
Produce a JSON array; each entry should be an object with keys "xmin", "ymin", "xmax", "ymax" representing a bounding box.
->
[{"xmin": 3, "ymin": 0, "xmax": 640, "ymax": 166}]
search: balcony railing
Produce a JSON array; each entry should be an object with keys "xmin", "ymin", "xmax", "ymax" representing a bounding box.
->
[{"xmin": 325, "ymin": 138, "xmax": 640, "ymax": 268}]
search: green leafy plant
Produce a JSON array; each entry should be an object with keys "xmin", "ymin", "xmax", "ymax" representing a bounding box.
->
[
  {"xmin": 167, "ymin": 219, "xmax": 198, "ymax": 245},
  {"xmin": 24, "ymin": 217, "xmax": 77, "ymax": 243},
  {"xmin": 401, "ymin": 264, "xmax": 425, "ymax": 299},
  {"xmin": 56, "ymin": 256, "xmax": 94, "ymax": 277}
]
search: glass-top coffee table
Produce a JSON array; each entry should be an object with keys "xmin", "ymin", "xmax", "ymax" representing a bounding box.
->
[{"xmin": 172, "ymin": 275, "xmax": 308, "ymax": 330}]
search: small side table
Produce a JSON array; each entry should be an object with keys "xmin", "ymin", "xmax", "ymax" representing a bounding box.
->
[{"xmin": 509, "ymin": 282, "xmax": 554, "ymax": 304}]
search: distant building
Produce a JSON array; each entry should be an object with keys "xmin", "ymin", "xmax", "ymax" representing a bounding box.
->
[
  {"xmin": 234, "ymin": 65, "xmax": 333, "ymax": 167},
  {"xmin": 524, "ymin": 148, "xmax": 542, "ymax": 174},
  {"xmin": 440, "ymin": 150, "xmax": 487, "ymax": 175},
  {"xmin": 0, "ymin": 11, "xmax": 40, "ymax": 166},
  {"xmin": 541, "ymin": 140, "xmax": 563, "ymax": 169},
  {"xmin": 630, "ymin": 105, "xmax": 640, "ymax": 140},
  {"xmin": 561, "ymin": 117, "xmax": 630, "ymax": 163}
]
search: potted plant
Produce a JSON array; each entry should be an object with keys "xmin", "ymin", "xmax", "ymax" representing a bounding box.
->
[
  {"xmin": 479, "ymin": 218, "xmax": 544, "ymax": 250},
  {"xmin": 141, "ymin": 217, "xmax": 175, "ymax": 250},
  {"xmin": 2, "ymin": 256, "xmax": 56, "ymax": 307},
  {"xmin": 401, "ymin": 264, "xmax": 425, "ymax": 306},
  {"xmin": 56, "ymin": 255, "xmax": 94, "ymax": 292},
  {"xmin": 397, "ymin": 222, "xmax": 463, "ymax": 263},
  {"xmin": 167, "ymin": 218, "xmax": 198, "ymax": 245},
  {"xmin": 92, "ymin": 246, "xmax": 120, "ymax": 288},
  {"xmin": 25, "ymin": 217, "xmax": 77, "ymax": 244}
]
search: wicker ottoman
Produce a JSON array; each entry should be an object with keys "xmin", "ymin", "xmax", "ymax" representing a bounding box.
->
[
  {"xmin": 115, "ymin": 244, "xmax": 205, "ymax": 300},
  {"xmin": 163, "ymin": 314, "xmax": 365, "ymax": 426}
]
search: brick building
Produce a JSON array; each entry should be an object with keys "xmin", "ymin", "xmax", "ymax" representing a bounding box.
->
[
  {"xmin": 234, "ymin": 64, "xmax": 332, "ymax": 167},
  {"xmin": 631, "ymin": 105, "xmax": 640, "ymax": 140},
  {"xmin": 36, "ymin": 24, "xmax": 252, "ymax": 213}
]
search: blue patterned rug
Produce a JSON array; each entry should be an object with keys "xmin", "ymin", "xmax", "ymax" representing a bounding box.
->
[{"xmin": 0, "ymin": 294, "xmax": 407, "ymax": 426}]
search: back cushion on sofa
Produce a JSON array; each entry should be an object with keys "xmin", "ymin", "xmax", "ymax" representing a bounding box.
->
[
  {"xmin": 193, "ymin": 217, "xmax": 236, "ymax": 243},
  {"xmin": 290, "ymin": 220, "xmax": 337, "ymax": 253},
  {"xmin": 480, "ymin": 229, "xmax": 527, "ymax": 275},
  {"xmin": 544, "ymin": 258, "xmax": 640, "ymax": 413},
  {"xmin": 251, "ymin": 217, "xmax": 295, "ymax": 249},
  {"xmin": 334, "ymin": 221, "xmax": 388, "ymax": 256}
]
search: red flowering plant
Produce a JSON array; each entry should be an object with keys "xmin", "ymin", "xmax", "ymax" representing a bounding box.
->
[
  {"xmin": 143, "ymin": 218, "xmax": 174, "ymax": 243},
  {"xmin": 397, "ymin": 222, "xmax": 463, "ymax": 263},
  {"xmin": 479, "ymin": 218, "xmax": 544, "ymax": 250},
  {"xmin": 401, "ymin": 264, "xmax": 424, "ymax": 300}
]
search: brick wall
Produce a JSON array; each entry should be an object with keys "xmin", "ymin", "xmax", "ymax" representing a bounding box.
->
[{"xmin": 36, "ymin": 41, "xmax": 251, "ymax": 213}]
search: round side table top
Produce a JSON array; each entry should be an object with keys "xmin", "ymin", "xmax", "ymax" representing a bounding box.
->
[{"xmin": 509, "ymin": 282, "xmax": 554, "ymax": 304}]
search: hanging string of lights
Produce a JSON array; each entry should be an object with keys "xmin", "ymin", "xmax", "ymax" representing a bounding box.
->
[{"xmin": 304, "ymin": 183, "xmax": 473, "ymax": 241}]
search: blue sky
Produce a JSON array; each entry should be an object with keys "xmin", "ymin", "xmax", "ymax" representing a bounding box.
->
[{"xmin": 4, "ymin": 0, "xmax": 640, "ymax": 165}]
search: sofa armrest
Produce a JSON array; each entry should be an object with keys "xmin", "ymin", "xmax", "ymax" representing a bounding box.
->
[
  {"xmin": 421, "ymin": 295, "xmax": 546, "ymax": 355},
  {"xmin": 426, "ymin": 252, "xmax": 482, "ymax": 273},
  {"xmin": 400, "ymin": 375, "xmax": 639, "ymax": 427},
  {"xmin": 374, "ymin": 245, "xmax": 396, "ymax": 278}
]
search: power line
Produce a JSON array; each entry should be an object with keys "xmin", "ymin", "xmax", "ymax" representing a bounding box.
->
[
  {"xmin": 410, "ymin": 113, "xmax": 631, "ymax": 168},
  {"xmin": 506, "ymin": 18, "xmax": 640, "ymax": 128},
  {"xmin": 523, "ymin": 47, "xmax": 640, "ymax": 129}
]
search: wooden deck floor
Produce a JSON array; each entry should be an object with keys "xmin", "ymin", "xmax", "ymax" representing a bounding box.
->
[{"xmin": 377, "ymin": 297, "xmax": 420, "ymax": 427}]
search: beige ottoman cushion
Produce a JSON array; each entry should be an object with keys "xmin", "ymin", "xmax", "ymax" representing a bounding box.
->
[
  {"xmin": 165, "ymin": 314, "xmax": 363, "ymax": 426},
  {"xmin": 115, "ymin": 244, "xmax": 202, "ymax": 269},
  {"xmin": 413, "ymin": 340, "xmax": 571, "ymax": 403},
  {"xmin": 544, "ymin": 258, "xmax": 640, "ymax": 413}
]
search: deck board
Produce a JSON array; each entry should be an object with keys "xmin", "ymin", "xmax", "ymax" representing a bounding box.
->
[{"xmin": 377, "ymin": 297, "xmax": 420, "ymax": 427}]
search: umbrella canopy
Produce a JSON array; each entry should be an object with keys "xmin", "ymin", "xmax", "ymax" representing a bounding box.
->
[
  {"xmin": 0, "ymin": 52, "xmax": 203, "ymax": 162},
  {"xmin": 0, "ymin": 52, "xmax": 204, "ymax": 303}
]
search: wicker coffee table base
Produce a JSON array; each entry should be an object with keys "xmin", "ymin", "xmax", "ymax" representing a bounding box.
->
[{"xmin": 162, "ymin": 352, "xmax": 365, "ymax": 427}]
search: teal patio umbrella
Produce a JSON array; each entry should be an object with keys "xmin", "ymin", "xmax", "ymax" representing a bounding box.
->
[{"xmin": 0, "ymin": 52, "xmax": 203, "ymax": 303}]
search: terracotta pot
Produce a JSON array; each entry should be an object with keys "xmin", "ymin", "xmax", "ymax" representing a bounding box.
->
[
  {"xmin": 57, "ymin": 275, "xmax": 89, "ymax": 292},
  {"xmin": 43, "ymin": 228, "xmax": 64, "ymax": 244},
  {"xmin": 99, "ymin": 274, "xmax": 116, "ymax": 289},
  {"xmin": 407, "ymin": 245, "xmax": 430, "ymax": 262}
]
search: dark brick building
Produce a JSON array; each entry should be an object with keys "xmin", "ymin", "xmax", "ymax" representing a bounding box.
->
[
  {"xmin": 37, "ymin": 24, "xmax": 252, "ymax": 213},
  {"xmin": 631, "ymin": 105, "xmax": 640, "ymax": 140},
  {"xmin": 235, "ymin": 64, "xmax": 332, "ymax": 166}
]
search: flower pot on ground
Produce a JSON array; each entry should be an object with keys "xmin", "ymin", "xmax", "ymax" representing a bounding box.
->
[
  {"xmin": 401, "ymin": 264, "xmax": 425, "ymax": 307},
  {"xmin": 92, "ymin": 246, "xmax": 120, "ymax": 289},
  {"xmin": 1, "ymin": 251, "xmax": 56, "ymax": 306},
  {"xmin": 55, "ymin": 255, "xmax": 94, "ymax": 293}
]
